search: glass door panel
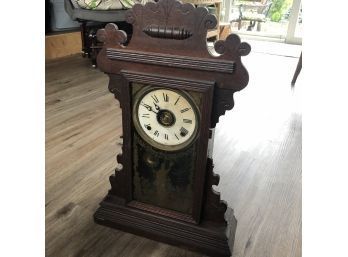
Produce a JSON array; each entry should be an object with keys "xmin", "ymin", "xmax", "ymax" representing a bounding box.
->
[{"xmin": 224, "ymin": 0, "xmax": 301, "ymax": 43}]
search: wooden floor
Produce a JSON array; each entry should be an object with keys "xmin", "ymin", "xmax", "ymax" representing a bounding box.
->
[{"xmin": 46, "ymin": 45, "xmax": 302, "ymax": 257}]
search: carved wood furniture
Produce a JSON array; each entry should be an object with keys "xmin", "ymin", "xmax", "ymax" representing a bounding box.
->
[
  {"xmin": 231, "ymin": 0, "xmax": 272, "ymax": 31},
  {"xmin": 64, "ymin": 0, "xmax": 131, "ymax": 66},
  {"xmin": 181, "ymin": 0, "xmax": 223, "ymax": 39},
  {"xmin": 93, "ymin": 0, "xmax": 250, "ymax": 256}
]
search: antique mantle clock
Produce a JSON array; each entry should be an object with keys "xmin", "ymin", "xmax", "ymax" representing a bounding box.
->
[{"xmin": 93, "ymin": 0, "xmax": 250, "ymax": 256}]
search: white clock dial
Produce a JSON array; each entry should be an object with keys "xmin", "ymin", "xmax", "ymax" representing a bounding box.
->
[{"xmin": 134, "ymin": 88, "xmax": 198, "ymax": 150}]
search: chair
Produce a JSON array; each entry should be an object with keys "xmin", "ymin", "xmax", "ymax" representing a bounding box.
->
[
  {"xmin": 230, "ymin": 0, "xmax": 272, "ymax": 31},
  {"xmin": 64, "ymin": 0, "xmax": 131, "ymax": 66}
]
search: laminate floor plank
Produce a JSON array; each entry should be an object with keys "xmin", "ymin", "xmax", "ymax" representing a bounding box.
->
[{"xmin": 46, "ymin": 46, "xmax": 302, "ymax": 257}]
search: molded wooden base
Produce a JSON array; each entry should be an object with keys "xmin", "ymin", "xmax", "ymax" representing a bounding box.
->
[{"xmin": 94, "ymin": 197, "xmax": 236, "ymax": 257}]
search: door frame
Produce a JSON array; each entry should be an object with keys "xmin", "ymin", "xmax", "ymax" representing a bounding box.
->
[{"xmin": 285, "ymin": 0, "xmax": 302, "ymax": 44}]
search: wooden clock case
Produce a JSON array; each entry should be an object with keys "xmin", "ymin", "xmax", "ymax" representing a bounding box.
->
[{"xmin": 93, "ymin": 0, "xmax": 250, "ymax": 256}]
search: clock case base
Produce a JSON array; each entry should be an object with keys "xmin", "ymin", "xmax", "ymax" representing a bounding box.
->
[
  {"xmin": 94, "ymin": 197, "xmax": 236, "ymax": 257},
  {"xmin": 94, "ymin": 157, "xmax": 237, "ymax": 257}
]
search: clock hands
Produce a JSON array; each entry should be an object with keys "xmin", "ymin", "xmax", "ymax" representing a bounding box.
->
[
  {"xmin": 153, "ymin": 102, "xmax": 161, "ymax": 111},
  {"xmin": 141, "ymin": 102, "xmax": 158, "ymax": 114},
  {"xmin": 137, "ymin": 89, "xmax": 199, "ymax": 151}
]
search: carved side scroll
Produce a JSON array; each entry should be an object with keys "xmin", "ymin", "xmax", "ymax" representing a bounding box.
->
[
  {"xmin": 105, "ymin": 74, "xmax": 129, "ymax": 203},
  {"xmin": 109, "ymin": 150, "xmax": 125, "ymax": 202},
  {"xmin": 211, "ymin": 88, "xmax": 235, "ymax": 128},
  {"xmin": 96, "ymin": 23, "xmax": 127, "ymax": 48},
  {"xmin": 203, "ymin": 158, "xmax": 228, "ymax": 224},
  {"xmin": 210, "ymin": 34, "xmax": 251, "ymax": 127},
  {"xmin": 214, "ymin": 33, "xmax": 251, "ymax": 57}
]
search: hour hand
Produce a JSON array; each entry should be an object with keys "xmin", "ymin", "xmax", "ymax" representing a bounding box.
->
[
  {"xmin": 153, "ymin": 102, "xmax": 161, "ymax": 111},
  {"xmin": 141, "ymin": 102, "xmax": 157, "ymax": 113}
]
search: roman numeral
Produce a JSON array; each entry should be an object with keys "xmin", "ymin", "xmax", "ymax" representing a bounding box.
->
[
  {"xmin": 175, "ymin": 133, "xmax": 179, "ymax": 140},
  {"xmin": 183, "ymin": 119, "xmax": 192, "ymax": 124},
  {"xmin": 180, "ymin": 107, "xmax": 191, "ymax": 113},
  {"xmin": 180, "ymin": 127, "xmax": 188, "ymax": 137},
  {"xmin": 151, "ymin": 94, "xmax": 159, "ymax": 103},
  {"xmin": 164, "ymin": 134, "xmax": 168, "ymax": 140},
  {"xmin": 142, "ymin": 113, "xmax": 150, "ymax": 118},
  {"xmin": 163, "ymin": 93, "xmax": 169, "ymax": 102},
  {"xmin": 154, "ymin": 130, "xmax": 159, "ymax": 137},
  {"xmin": 174, "ymin": 96, "xmax": 181, "ymax": 105}
]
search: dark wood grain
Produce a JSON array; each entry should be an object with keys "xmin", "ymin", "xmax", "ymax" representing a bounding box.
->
[
  {"xmin": 93, "ymin": 0, "xmax": 250, "ymax": 256},
  {"xmin": 120, "ymin": 69, "xmax": 215, "ymax": 224},
  {"xmin": 106, "ymin": 48, "xmax": 236, "ymax": 73}
]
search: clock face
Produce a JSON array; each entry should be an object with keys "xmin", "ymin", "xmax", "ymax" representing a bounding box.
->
[{"xmin": 133, "ymin": 87, "xmax": 199, "ymax": 151}]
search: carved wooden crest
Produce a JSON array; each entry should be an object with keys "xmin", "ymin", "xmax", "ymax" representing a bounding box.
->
[{"xmin": 96, "ymin": 0, "xmax": 251, "ymax": 127}]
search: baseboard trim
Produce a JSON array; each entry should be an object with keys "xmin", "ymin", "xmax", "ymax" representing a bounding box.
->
[{"xmin": 45, "ymin": 31, "xmax": 81, "ymax": 60}]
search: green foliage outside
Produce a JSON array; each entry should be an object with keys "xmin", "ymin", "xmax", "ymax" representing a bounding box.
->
[
  {"xmin": 271, "ymin": 12, "xmax": 282, "ymax": 22},
  {"xmin": 269, "ymin": 0, "xmax": 293, "ymax": 22}
]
